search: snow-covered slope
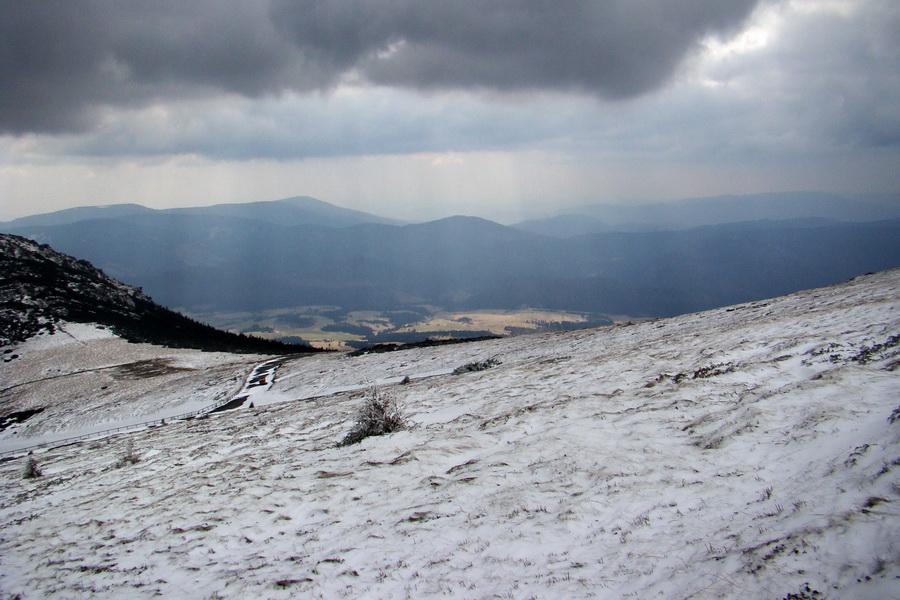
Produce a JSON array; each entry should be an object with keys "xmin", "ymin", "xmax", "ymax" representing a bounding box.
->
[
  {"xmin": 0, "ymin": 323, "xmax": 263, "ymax": 451},
  {"xmin": 1, "ymin": 270, "xmax": 898, "ymax": 599}
]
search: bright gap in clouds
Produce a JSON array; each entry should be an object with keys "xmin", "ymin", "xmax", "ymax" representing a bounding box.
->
[{"xmin": 4, "ymin": 145, "xmax": 898, "ymax": 225}]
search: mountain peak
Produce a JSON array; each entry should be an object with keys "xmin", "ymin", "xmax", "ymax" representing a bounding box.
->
[
  {"xmin": 409, "ymin": 214, "xmax": 510, "ymax": 231},
  {"xmin": 158, "ymin": 196, "xmax": 403, "ymax": 228}
]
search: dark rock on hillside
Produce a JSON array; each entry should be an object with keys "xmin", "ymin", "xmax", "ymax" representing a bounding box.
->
[{"xmin": 0, "ymin": 233, "xmax": 319, "ymax": 354}]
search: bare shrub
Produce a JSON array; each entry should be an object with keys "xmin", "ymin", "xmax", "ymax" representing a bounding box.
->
[
  {"xmin": 781, "ymin": 583, "xmax": 824, "ymax": 599},
  {"xmin": 22, "ymin": 455, "xmax": 42, "ymax": 479},
  {"xmin": 339, "ymin": 388, "xmax": 406, "ymax": 447},
  {"xmin": 889, "ymin": 405, "xmax": 900, "ymax": 424},
  {"xmin": 452, "ymin": 357, "xmax": 501, "ymax": 375},
  {"xmin": 115, "ymin": 439, "xmax": 139, "ymax": 468}
]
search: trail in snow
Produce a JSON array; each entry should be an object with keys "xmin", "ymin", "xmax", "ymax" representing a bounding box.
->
[
  {"xmin": 0, "ymin": 337, "xmax": 259, "ymax": 454},
  {"xmin": 214, "ymin": 351, "xmax": 464, "ymax": 413},
  {"xmin": 0, "ymin": 355, "xmax": 298, "ymax": 455},
  {"xmin": 210, "ymin": 357, "xmax": 292, "ymax": 413},
  {"xmin": 0, "ymin": 338, "xmax": 461, "ymax": 455}
]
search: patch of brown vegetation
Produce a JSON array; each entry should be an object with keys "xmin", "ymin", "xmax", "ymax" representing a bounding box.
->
[{"xmin": 110, "ymin": 359, "xmax": 193, "ymax": 380}]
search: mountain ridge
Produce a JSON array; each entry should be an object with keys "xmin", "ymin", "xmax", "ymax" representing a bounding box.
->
[
  {"xmin": 1, "ymin": 195, "xmax": 402, "ymax": 230},
  {"xmin": 3, "ymin": 194, "xmax": 899, "ymax": 320},
  {"xmin": 0, "ymin": 233, "xmax": 319, "ymax": 354},
  {"xmin": 4, "ymin": 217, "xmax": 899, "ymax": 317},
  {"xmin": 513, "ymin": 191, "xmax": 900, "ymax": 237}
]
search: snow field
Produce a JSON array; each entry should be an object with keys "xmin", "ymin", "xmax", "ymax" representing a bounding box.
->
[
  {"xmin": 0, "ymin": 326, "xmax": 264, "ymax": 451},
  {"xmin": 0, "ymin": 270, "xmax": 898, "ymax": 599}
]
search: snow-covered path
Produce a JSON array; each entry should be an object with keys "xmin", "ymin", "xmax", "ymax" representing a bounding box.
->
[{"xmin": 209, "ymin": 357, "xmax": 293, "ymax": 412}]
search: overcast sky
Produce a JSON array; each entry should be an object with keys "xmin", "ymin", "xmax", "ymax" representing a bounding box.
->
[{"xmin": 1, "ymin": 0, "xmax": 898, "ymax": 223}]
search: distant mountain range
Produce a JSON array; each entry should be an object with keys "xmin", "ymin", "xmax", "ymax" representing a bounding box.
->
[
  {"xmin": 2, "ymin": 196, "xmax": 403, "ymax": 230},
  {"xmin": 0, "ymin": 233, "xmax": 318, "ymax": 353},
  {"xmin": 3, "ymin": 193, "xmax": 899, "ymax": 319},
  {"xmin": 511, "ymin": 191, "xmax": 900, "ymax": 237}
]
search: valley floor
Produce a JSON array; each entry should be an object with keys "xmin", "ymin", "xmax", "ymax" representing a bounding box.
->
[{"xmin": 1, "ymin": 271, "xmax": 899, "ymax": 599}]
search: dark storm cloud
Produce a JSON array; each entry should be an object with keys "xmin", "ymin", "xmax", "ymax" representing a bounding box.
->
[
  {"xmin": 1, "ymin": 0, "xmax": 761, "ymax": 135},
  {"xmin": 271, "ymin": 0, "xmax": 761, "ymax": 96},
  {"xmin": 0, "ymin": 1, "xmax": 298, "ymax": 134}
]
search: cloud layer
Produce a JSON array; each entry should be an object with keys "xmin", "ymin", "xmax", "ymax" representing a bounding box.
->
[
  {"xmin": 2, "ymin": 0, "xmax": 760, "ymax": 135},
  {"xmin": 1, "ymin": 0, "xmax": 899, "ymax": 222},
  {"xmin": 272, "ymin": 0, "xmax": 759, "ymax": 94},
  {"xmin": 1, "ymin": 1, "xmax": 294, "ymax": 133}
]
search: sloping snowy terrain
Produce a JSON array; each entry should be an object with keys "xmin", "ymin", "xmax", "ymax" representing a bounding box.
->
[
  {"xmin": 0, "ymin": 323, "xmax": 263, "ymax": 451},
  {"xmin": 1, "ymin": 270, "xmax": 898, "ymax": 599}
]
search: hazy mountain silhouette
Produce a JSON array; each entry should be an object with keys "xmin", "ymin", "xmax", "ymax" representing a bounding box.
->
[
  {"xmin": 4, "ymin": 195, "xmax": 900, "ymax": 319},
  {"xmin": 513, "ymin": 191, "xmax": 900, "ymax": 237},
  {"xmin": 1, "ymin": 196, "xmax": 401, "ymax": 230},
  {"xmin": 2, "ymin": 204, "xmax": 156, "ymax": 229},
  {"xmin": 165, "ymin": 196, "xmax": 404, "ymax": 228}
]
